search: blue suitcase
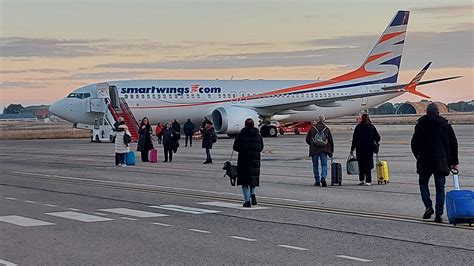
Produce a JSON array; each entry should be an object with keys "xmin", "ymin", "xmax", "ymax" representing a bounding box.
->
[
  {"xmin": 125, "ymin": 151, "xmax": 135, "ymax": 165},
  {"xmin": 446, "ymin": 172, "xmax": 474, "ymax": 226}
]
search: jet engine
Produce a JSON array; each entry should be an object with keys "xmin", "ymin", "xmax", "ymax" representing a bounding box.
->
[{"xmin": 211, "ymin": 106, "xmax": 260, "ymax": 135}]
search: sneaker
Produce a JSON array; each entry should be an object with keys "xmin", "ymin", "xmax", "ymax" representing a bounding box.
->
[
  {"xmin": 363, "ymin": 182, "xmax": 371, "ymax": 186},
  {"xmin": 121, "ymin": 164, "xmax": 127, "ymax": 167},
  {"xmin": 423, "ymin": 207, "xmax": 434, "ymax": 219},
  {"xmin": 251, "ymin": 194, "xmax": 257, "ymax": 205},
  {"xmin": 321, "ymin": 180, "xmax": 327, "ymax": 187},
  {"xmin": 434, "ymin": 215, "xmax": 443, "ymax": 223},
  {"xmin": 203, "ymin": 160, "xmax": 209, "ymax": 164},
  {"xmin": 243, "ymin": 201, "xmax": 251, "ymax": 208},
  {"xmin": 314, "ymin": 182, "xmax": 321, "ymax": 187},
  {"xmin": 358, "ymin": 181, "xmax": 365, "ymax": 185}
]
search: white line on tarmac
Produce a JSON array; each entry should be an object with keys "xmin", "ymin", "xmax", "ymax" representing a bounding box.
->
[
  {"xmin": 44, "ymin": 204, "xmax": 58, "ymax": 207},
  {"xmin": 46, "ymin": 211, "xmax": 113, "ymax": 222},
  {"xmin": 228, "ymin": 236, "xmax": 257, "ymax": 242},
  {"xmin": 120, "ymin": 217, "xmax": 138, "ymax": 221},
  {"xmin": 0, "ymin": 259, "xmax": 18, "ymax": 266},
  {"xmin": 67, "ymin": 208, "xmax": 81, "ymax": 211},
  {"xmin": 278, "ymin": 245, "xmax": 308, "ymax": 251},
  {"xmin": 100, "ymin": 208, "xmax": 169, "ymax": 217},
  {"xmin": 152, "ymin": 222, "xmax": 172, "ymax": 227},
  {"xmin": 4, "ymin": 197, "xmax": 17, "ymax": 201},
  {"xmin": 0, "ymin": 215, "xmax": 55, "ymax": 227},
  {"xmin": 188, "ymin": 229, "xmax": 211, "ymax": 234},
  {"xmin": 24, "ymin": 200, "xmax": 37, "ymax": 204},
  {"xmin": 335, "ymin": 255, "xmax": 372, "ymax": 262},
  {"xmin": 91, "ymin": 212, "xmax": 109, "ymax": 216}
]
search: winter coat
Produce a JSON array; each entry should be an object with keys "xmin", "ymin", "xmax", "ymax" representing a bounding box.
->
[
  {"xmin": 201, "ymin": 127, "xmax": 215, "ymax": 149},
  {"xmin": 115, "ymin": 125, "xmax": 131, "ymax": 154},
  {"xmin": 137, "ymin": 124, "xmax": 154, "ymax": 152},
  {"xmin": 161, "ymin": 127, "xmax": 175, "ymax": 146},
  {"xmin": 183, "ymin": 121, "xmax": 195, "ymax": 136},
  {"xmin": 172, "ymin": 121, "xmax": 181, "ymax": 133},
  {"xmin": 411, "ymin": 114, "xmax": 458, "ymax": 176},
  {"xmin": 233, "ymin": 127, "xmax": 264, "ymax": 187},
  {"xmin": 305, "ymin": 122, "xmax": 334, "ymax": 157},
  {"xmin": 350, "ymin": 123, "xmax": 381, "ymax": 171}
]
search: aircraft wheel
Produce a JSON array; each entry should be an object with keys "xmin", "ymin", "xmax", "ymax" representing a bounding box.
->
[
  {"xmin": 260, "ymin": 125, "xmax": 269, "ymax": 137},
  {"xmin": 268, "ymin": 126, "xmax": 278, "ymax": 137}
]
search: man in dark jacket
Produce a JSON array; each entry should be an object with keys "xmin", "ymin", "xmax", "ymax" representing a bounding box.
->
[
  {"xmin": 233, "ymin": 118, "xmax": 264, "ymax": 207},
  {"xmin": 305, "ymin": 115, "xmax": 334, "ymax": 187},
  {"xmin": 411, "ymin": 103, "xmax": 458, "ymax": 223},
  {"xmin": 183, "ymin": 119, "xmax": 196, "ymax": 147}
]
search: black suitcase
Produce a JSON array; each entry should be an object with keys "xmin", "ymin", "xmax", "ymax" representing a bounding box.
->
[{"xmin": 331, "ymin": 160, "xmax": 342, "ymax": 186}]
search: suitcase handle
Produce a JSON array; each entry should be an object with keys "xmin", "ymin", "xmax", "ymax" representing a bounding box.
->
[
  {"xmin": 450, "ymin": 168, "xmax": 459, "ymax": 175},
  {"xmin": 451, "ymin": 169, "xmax": 461, "ymax": 190}
]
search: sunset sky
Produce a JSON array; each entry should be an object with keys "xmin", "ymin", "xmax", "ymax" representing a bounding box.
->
[{"xmin": 1, "ymin": 0, "xmax": 473, "ymax": 109}]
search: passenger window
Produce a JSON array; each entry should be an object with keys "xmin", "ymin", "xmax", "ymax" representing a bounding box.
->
[
  {"xmin": 218, "ymin": 94, "xmax": 221, "ymax": 98},
  {"xmin": 157, "ymin": 94, "xmax": 161, "ymax": 99},
  {"xmin": 197, "ymin": 94, "xmax": 201, "ymax": 99},
  {"xmin": 208, "ymin": 94, "xmax": 211, "ymax": 99},
  {"xmin": 124, "ymin": 95, "xmax": 128, "ymax": 99},
  {"xmin": 130, "ymin": 95, "xmax": 134, "ymax": 99},
  {"xmin": 152, "ymin": 94, "xmax": 156, "ymax": 99},
  {"xmin": 222, "ymin": 94, "xmax": 226, "ymax": 98},
  {"xmin": 227, "ymin": 94, "xmax": 231, "ymax": 98},
  {"xmin": 191, "ymin": 94, "xmax": 195, "ymax": 98},
  {"xmin": 147, "ymin": 94, "xmax": 150, "ymax": 99},
  {"xmin": 163, "ymin": 95, "xmax": 166, "ymax": 99}
]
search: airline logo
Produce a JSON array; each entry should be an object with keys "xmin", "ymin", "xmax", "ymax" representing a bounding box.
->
[{"xmin": 120, "ymin": 85, "xmax": 221, "ymax": 95}]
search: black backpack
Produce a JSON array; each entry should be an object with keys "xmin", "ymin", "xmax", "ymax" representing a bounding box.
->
[
  {"xmin": 123, "ymin": 134, "xmax": 132, "ymax": 145},
  {"xmin": 212, "ymin": 132, "xmax": 218, "ymax": 143}
]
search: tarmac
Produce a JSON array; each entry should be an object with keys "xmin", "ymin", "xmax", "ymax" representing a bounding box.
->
[{"xmin": 0, "ymin": 124, "xmax": 473, "ymax": 265}]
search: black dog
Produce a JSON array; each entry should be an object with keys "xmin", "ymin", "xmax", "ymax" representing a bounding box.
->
[{"xmin": 223, "ymin": 161, "xmax": 238, "ymax": 186}]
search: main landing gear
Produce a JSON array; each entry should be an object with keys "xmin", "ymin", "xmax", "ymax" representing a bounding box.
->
[{"xmin": 260, "ymin": 125, "xmax": 278, "ymax": 137}]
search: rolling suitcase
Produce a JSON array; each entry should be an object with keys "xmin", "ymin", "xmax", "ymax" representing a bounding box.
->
[
  {"xmin": 125, "ymin": 151, "xmax": 135, "ymax": 165},
  {"xmin": 149, "ymin": 149, "xmax": 158, "ymax": 163},
  {"xmin": 376, "ymin": 154, "xmax": 390, "ymax": 184},
  {"xmin": 331, "ymin": 158, "xmax": 342, "ymax": 186},
  {"xmin": 446, "ymin": 170, "xmax": 474, "ymax": 226}
]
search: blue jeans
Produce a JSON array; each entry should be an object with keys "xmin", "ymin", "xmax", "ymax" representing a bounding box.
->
[
  {"xmin": 242, "ymin": 185, "xmax": 256, "ymax": 203},
  {"xmin": 117, "ymin": 153, "xmax": 126, "ymax": 165},
  {"xmin": 419, "ymin": 174, "xmax": 446, "ymax": 216},
  {"xmin": 312, "ymin": 152, "xmax": 328, "ymax": 182},
  {"xmin": 205, "ymin": 148, "xmax": 212, "ymax": 161}
]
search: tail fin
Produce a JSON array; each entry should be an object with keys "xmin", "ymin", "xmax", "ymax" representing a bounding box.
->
[
  {"xmin": 406, "ymin": 62, "xmax": 432, "ymax": 98},
  {"xmin": 331, "ymin": 11, "xmax": 409, "ymax": 85}
]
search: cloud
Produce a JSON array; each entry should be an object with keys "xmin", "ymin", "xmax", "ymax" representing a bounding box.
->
[
  {"xmin": 68, "ymin": 71, "xmax": 155, "ymax": 80},
  {"xmin": 0, "ymin": 68, "xmax": 69, "ymax": 74},
  {"xmin": 96, "ymin": 29, "xmax": 473, "ymax": 71},
  {"xmin": 0, "ymin": 81, "xmax": 44, "ymax": 89},
  {"xmin": 0, "ymin": 37, "xmax": 109, "ymax": 58},
  {"xmin": 414, "ymin": 4, "xmax": 473, "ymax": 15}
]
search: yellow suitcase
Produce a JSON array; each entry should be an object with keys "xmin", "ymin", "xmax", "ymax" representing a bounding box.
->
[{"xmin": 376, "ymin": 155, "xmax": 390, "ymax": 184}]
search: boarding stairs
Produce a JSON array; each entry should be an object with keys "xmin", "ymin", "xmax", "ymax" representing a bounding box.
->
[{"xmin": 104, "ymin": 98, "xmax": 139, "ymax": 142}]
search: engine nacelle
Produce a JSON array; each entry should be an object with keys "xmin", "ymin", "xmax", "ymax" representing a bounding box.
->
[{"xmin": 211, "ymin": 106, "xmax": 260, "ymax": 134}]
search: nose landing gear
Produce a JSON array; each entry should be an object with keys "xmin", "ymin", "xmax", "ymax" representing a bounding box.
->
[{"xmin": 260, "ymin": 125, "xmax": 278, "ymax": 137}]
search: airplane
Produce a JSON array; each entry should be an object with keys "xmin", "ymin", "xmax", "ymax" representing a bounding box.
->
[{"xmin": 49, "ymin": 10, "xmax": 460, "ymax": 139}]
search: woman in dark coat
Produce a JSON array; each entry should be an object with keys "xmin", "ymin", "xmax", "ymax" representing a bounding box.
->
[
  {"xmin": 233, "ymin": 118, "xmax": 264, "ymax": 207},
  {"xmin": 350, "ymin": 114, "xmax": 381, "ymax": 186},
  {"xmin": 201, "ymin": 121, "xmax": 216, "ymax": 164},
  {"xmin": 161, "ymin": 122, "xmax": 175, "ymax": 162},
  {"xmin": 137, "ymin": 117, "xmax": 154, "ymax": 162}
]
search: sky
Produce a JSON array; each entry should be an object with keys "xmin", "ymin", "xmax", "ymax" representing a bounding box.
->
[{"xmin": 0, "ymin": 0, "xmax": 473, "ymax": 109}]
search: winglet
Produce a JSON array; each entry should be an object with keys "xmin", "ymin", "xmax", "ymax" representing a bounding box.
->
[{"xmin": 406, "ymin": 62, "xmax": 432, "ymax": 99}]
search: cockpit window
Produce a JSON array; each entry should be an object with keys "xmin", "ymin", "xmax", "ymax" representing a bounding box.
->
[{"xmin": 67, "ymin": 93, "xmax": 91, "ymax": 99}]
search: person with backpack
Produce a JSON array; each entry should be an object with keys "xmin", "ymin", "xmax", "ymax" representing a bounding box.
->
[
  {"xmin": 137, "ymin": 117, "xmax": 154, "ymax": 162},
  {"xmin": 305, "ymin": 114, "xmax": 334, "ymax": 187},
  {"xmin": 183, "ymin": 119, "xmax": 196, "ymax": 147},
  {"xmin": 233, "ymin": 118, "xmax": 264, "ymax": 207},
  {"xmin": 201, "ymin": 120, "xmax": 216, "ymax": 164},
  {"xmin": 114, "ymin": 121, "xmax": 131, "ymax": 167},
  {"xmin": 161, "ymin": 122, "xmax": 175, "ymax": 162},
  {"xmin": 350, "ymin": 113, "xmax": 381, "ymax": 186}
]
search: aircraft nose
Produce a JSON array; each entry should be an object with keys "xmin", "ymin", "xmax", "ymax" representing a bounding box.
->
[{"xmin": 49, "ymin": 99, "xmax": 68, "ymax": 120}]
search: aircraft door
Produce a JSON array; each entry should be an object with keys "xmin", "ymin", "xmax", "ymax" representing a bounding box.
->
[{"xmin": 109, "ymin": 85, "xmax": 120, "ymax": 109}]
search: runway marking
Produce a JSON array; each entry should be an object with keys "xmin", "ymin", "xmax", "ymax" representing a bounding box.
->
[
  {"xmin": 46, "ymin": 211, "xmax": 113, "ymax": 222},
  {"xmin": 120, "ymin": 217, "xmax": 138, "ymax": 221},
  {"xmin": 278, "ymin": 245, "xmax": 308, "ymax": 251},
  {"xmin": 99, "ymin": 208, "xmax": 169, "ymax": 218},
  {"xmin": 188, "ymin": 229, "xmax": 211, "ymax": 234},
  {"xmin": 149, "ymin": 205, "xmax": 221, "ymax": 214},
  {"xmin": 0, "ymin": 215, "xmax": 54, "ymax": 227},
  {"xmin": 67, "ymin": 208, "xmax": 81, "ymax": 211},
  {"xmin": 198, "ymin": 201, "xmax": 269, "ymax": 210},
  {"xmin": 24, "ymin": 200, "xmax": 37, "ymax": 204},
  {"xmin": 152, "ymin": 222, "xmax": 172, "ymax": 227},
  {"xmin": 91, "ymin": 212, "xmax": 109, "ymax": 216},
  {"xmin": 5, "ymin": 197, "xmax": 17, "ymax": 201},
  {"xmin": 44, "ymin": 204, "xmax": 58, "ymax": 207},
  {"xmin": 0, "ymin": 259, "xmax": 17, "ymax": 266},
  {"xmin": 228, "ymin": 236, "xmax": 257, "ymax": 242},
  {"xmin": 335, "ymin": 255, "xmax": 372, "ymax": 262}
]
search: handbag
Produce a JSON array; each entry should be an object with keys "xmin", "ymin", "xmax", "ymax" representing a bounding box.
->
[
  {"xmin": 346, "ymin": 153, "xmax": 359, "ymax": 175},
  {"xmin": 223, "ymin": 151, "xmax": 238, "ymax": 186}
]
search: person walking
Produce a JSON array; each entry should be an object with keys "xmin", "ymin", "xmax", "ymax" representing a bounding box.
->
[
  {"xmin": 172, "ymin": 119, "xmax": 181, "ymax": 134},
  {"xmin": 305, "ymin": 114, "xmax": 334, "ymax": 187},
  {"xmin": 201, "ymin": 121, "xmax": 216, "ymax": 164},
  {"xmin": 137, "ymin": 117, "xmax": 154, "ymax": 162},
  {"xmin": 155, "ymin": 122, "xmax": 163, "ymax": 144},
  {"xmin": 161, "ymin": 122, "xmax": 175, "ymax": 162},
  {"xmin": 350, "ymin": 113, "xmax": 381, "ymax": 186},
  {"xmin": 411, "ymin": 103, "xmax": 458, "ymax": 223},
  {"xmin": 183, "ymin": 119, "xmax": 196, "ymax": 147},
  {"xmin": 114, "ymin": 121, "xmax": 131, "ymax": 167},
  {"xmin": 233, "ymin": 118, "xmax": 264, "ymax": 207}
]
